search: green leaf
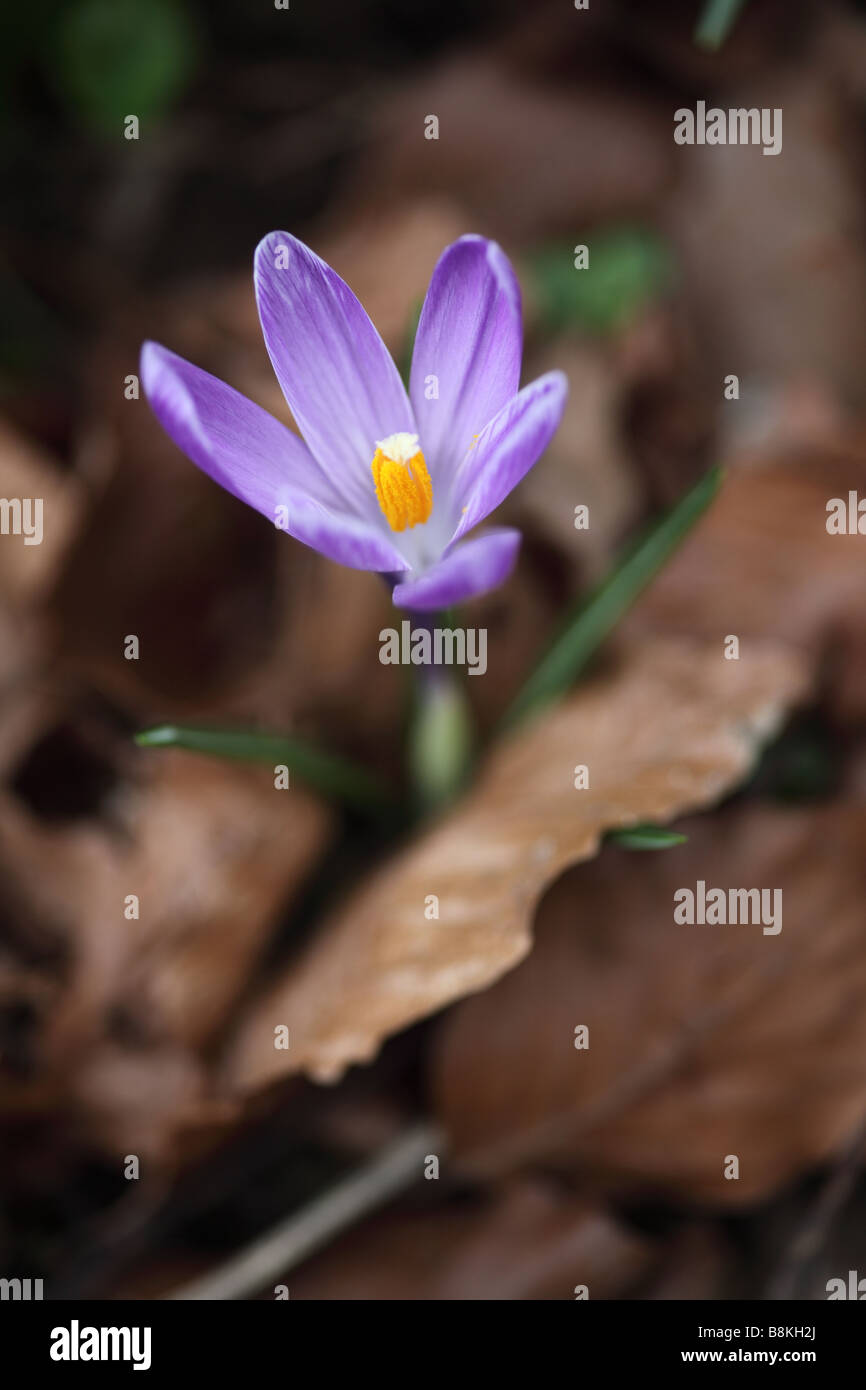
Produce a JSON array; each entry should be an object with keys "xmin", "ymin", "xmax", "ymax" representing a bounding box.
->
[
  {"xmin": 694, "ymin": 0, "xmax": 748, "ymax": 51},
  {"xmin": 54, "ymin": 0, "xmax": 197, "ymax": 136},
  {"xmin": 501, "ymin": 466, "xmax": 723, "ymax": 730},
  {"xmin": 607, "ymin": 824, "xmax": 688, "ymax": 851},
  {"xmin": 399, "ymin": 298, "xmax": 423, "ymax": 388},
  {"xmin": 528, "ymin": 228, "xmax": 673, "ymax": 336},
  {"xmin": 134, "ymin": 724, "xmax": 393, "ymax": 812}
]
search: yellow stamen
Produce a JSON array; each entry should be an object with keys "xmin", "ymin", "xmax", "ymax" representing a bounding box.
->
[{"xmin": 371, "ymin": 432, "xmax": 433, "ymax": 531}]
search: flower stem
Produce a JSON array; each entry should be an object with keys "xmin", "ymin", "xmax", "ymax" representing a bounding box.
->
[{"xmin": 407, "ymin": 611, "xmax": 474, "ymax": 815}]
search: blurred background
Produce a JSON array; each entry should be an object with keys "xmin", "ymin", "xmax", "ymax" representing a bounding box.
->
[{"xmin": 2, "ymin": 0, "xmax": 866, "ymax": 1299}]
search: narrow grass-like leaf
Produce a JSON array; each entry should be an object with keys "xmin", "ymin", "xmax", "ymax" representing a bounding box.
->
[
  {"xmin": 607, "ymin": 824, "xmax": 688, "ymax": 851},
  {"xmin": 135, "ymin": 724, "xmax": 393, "ymax": 810},
  {"xmin": 694, "ymin": 0, "xmax": 748, "ymax": 50},
  {"xmin": 501, "ymin": 466, "xmax": 723, "ymax": 730},
  {"xmin": 399, "ymin": 298, "xmax": 423, "ymax": 388}
]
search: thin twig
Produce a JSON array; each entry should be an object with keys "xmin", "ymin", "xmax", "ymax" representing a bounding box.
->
[{"xmin": 167, "ymin": 1121, "xmax": 446, "ymax": 1301}]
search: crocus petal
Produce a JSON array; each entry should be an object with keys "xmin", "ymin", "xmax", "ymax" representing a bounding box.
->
[
  {"xmin": 450, "ymin": 370, "xmax": 568, "ymax": 542},
  {"xmin": 392, "ymin": 527, "xmax": 521, "ymax": 611},
  {"xmin": 254, "ymin": 232, "xmax": 414, "ymax": 521},
  {"xmin": 141, "ymin": 341, "xmax": 408, "ymax": 573},
  {"xmin": 410, "ymin": 235, "xmax": 522, "ymax": 494}
]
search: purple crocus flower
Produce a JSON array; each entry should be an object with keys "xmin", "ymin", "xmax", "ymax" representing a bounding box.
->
[{"xmin": 141, "ymin": 233, "xmax": 567, "ymax": 611}]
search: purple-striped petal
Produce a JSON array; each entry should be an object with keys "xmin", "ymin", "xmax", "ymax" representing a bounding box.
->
[
  {"xmin": 450, "ymin": 371, "xmax": 568, "ymax": 543},
  {"xmin": 141, "ymin": 341, "xmax": 408, "ymax": 573},
  {"xmin": 253, "ymin": 232, "xmax": 414, "ymax": 522},
  {"xmin": 410, "ymin": 236, "xmax": 522, "ymax": 493},
  {"xmin": 392, "ymin": 528, "xmax": 521, "ymax": 611}
]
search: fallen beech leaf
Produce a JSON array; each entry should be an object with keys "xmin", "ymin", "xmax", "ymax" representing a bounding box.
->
[
  {"xmin": 432, "ymin": 802, "xmax": 866, "ymax": 1206},
  {"xmin": 223, "ymin": 638, "xmax": 807, "ymax": 1090},
  {"xmin": 0, "ymin": 746, "xmax": 330, "ymax": 1159},
  {"xmin": 69, "ymin": 1042, "xmax": 208, "ymax": 1167},
  {"xmin": 624, "ymin": 442, "xmax": 866, "ymax": 721},
  {"xmin": 288, "ymin": 1179, "xmax": 655, "ymax": 1302},
  {"xmin": 106, "ymin": 750, "xmax": 332, "ymax": 1050}
]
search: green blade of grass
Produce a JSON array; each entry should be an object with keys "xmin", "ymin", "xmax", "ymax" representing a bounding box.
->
[
  {"xmin": 606, "ymin": 824, "xmax": 688, "ymax": 851},
  {"xmin": 399, "ymin": 298, "xmax": 423, "ymax": 388},
  {"xmin": 135, "ymin": 724, "xmax": 393, "ymax": 811},
  {"xmin": 501, "ymin": 466, "xmax": 723, "ymax": 731},
  {"xmin": 694, "ymin": 0, "xmax": 748, "ymax": 51}
]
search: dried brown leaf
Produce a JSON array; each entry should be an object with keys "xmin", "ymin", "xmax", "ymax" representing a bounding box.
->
[
  {"xmin": 224, "ymin": 638, "xmax": 807, "ymax": 1091},
  {"xmin": 288, "ymin": 1179, "xmax": 655, "ymax": 1302},
  {"xmin": 0, "ymin": 749, "xmax": 331, "ymax": 1160},
  {"xmin": 432, "ymin": 802, "xmax": 866, "ymax": 1206},
  {"xmin": 625, "ymin": 442, "xmax": 866, "ymax": 722}
]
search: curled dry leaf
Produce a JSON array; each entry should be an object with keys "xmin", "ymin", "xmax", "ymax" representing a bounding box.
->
[
  {"xmin": 431, "ymin": 802, "xmax": 866, "ymax": 1207},
  {"xmin": 224, "ymin": 638, "xmax": 808, "ymax": 1091},
  {"xmin": 288, "ymin": 1179, "xmax": 655, "ymax": 1302},
  {"xmin": 103, "ymin": 750, "xmax": 332, "ymax": 1051},
  {"xmin": 0, "ymin": 749, "xmax": 330, "ymax": 1163}
]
